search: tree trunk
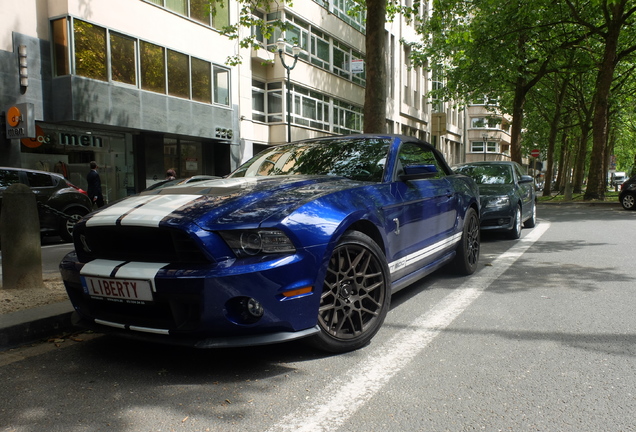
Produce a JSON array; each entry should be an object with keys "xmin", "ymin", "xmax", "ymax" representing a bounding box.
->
[
  {"xmin": 584, "ymin": 1, "xmax": 624, "ymax": 200},
  {"xmin": 363, "ymin": 0, "xmax": 388, "ymax": 133}
]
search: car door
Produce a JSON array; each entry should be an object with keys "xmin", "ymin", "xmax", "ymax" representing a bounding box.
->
[{"xmin": 383, "ymin": 142, "xmax": 459, "ymax": 282}]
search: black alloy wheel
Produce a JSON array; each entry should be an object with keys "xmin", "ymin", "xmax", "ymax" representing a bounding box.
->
[
  {"xmin": 311, "ymin": 231, "xmax": 390, "ymax": 353},
  {"xmin": 451, "ymin": 207, "xmax": 480, "ymax": 275}
]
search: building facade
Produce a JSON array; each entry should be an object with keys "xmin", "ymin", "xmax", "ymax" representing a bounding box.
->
[{"xmin": 1, "ymin": 0, "xmax": 470, "ymax": 203}]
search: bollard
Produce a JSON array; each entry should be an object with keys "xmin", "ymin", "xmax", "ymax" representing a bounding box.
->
[
  {"xmin": 0, "ymin": 183, "xmax": 43, "ymax": 290},
  {"xmin": 564, "ymin": 183, "xmax": 573, "ymax": 201}
]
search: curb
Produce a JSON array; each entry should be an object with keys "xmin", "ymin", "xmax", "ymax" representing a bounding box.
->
[{"xmin": 0, "ymin": 301, "xmax": 75, "ymax": 350}]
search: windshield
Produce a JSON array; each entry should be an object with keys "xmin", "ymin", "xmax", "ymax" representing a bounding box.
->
[
  {"xmin": 230, "ymin": 138, "xmax": 390, "ymax": 182},
  {"xmin": 455, "ymin": 164, "xmax": 513, "ymax": 185}
]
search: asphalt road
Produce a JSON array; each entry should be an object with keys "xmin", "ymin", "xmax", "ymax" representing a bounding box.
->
[{"xmin": 1, "ymin": 203, "xmax": 635, "ymax": 432}]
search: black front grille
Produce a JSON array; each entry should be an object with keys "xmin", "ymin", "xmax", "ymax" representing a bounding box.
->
[{"xmin": 77, "ymin": 226, "xmax": 210, "ymax": 264}]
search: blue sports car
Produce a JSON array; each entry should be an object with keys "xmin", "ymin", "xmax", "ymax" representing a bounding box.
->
[{"xmin": 60, "ymin": 135, "xmax": 480, "ymax": 352}]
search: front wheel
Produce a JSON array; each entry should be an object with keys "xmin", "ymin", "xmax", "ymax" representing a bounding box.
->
[
  {"xmin": 309, "ymin": 231, "xmax": 390, "ymax": 353},
  {"xmin": 451, "ymin": 207, "xmax": 480, "ymax": 275},
  {"xmin": 524, "ymin": 201, "xmax": 537, "ymax": 228},
  {"xmin": 60, "ymin": 207, "xmax": 88, "ymax": 242},
  {"xmin": 507, "ymin": 205, "xmax": 522, "ymax": 240}
]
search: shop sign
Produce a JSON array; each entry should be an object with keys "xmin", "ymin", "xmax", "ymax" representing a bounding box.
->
[
  {"xmin": 58, "ymin": 132, "xmax": 103, "ymax": 147},
  {"xmin": 21, "ymin": 125, "xmax": 50, "ymax": 148},
  {"xmin": 5, "ymin": 103, "xmax": 36, "ymax": 139}
]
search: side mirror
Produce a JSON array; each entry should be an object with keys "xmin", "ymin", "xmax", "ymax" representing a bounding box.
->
[
  {"xmin": 519, "ymin": 175, "xmax": 534, "ymax": 184},
  {"xmin": 399, "ymin": 164, "xmax": 439, "ymax": 181}
]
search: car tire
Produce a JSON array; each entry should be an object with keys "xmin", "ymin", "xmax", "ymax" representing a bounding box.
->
[
  {"xmin": 309, "ymin": 231, "xmax": 390, "ymax": 353},
  {"xmin": 507, "ymin": 205, "xmax": 522, "ymax": 240},
  {"xmin": 451, "ymin": 207, "xmax": 480, "ymax": 275},
  {"xmin": 60, "ymin": 207, "xmax": 89, "ymax": 242},
  {"xmin": 524, "ymin": 202, "xmax": 537, "ymax": 228},
  {"xmin": 620, "ymin": 193, "xmax": 636, "ymax": 210}
]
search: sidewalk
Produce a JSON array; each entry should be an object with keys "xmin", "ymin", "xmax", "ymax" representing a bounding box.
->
[
  {"xmin": 0, "ymin": 299, "xmax": 75, "ymax": 350},
  {"xmin": 0, "ymin": 199, "xmax": 624, "ymax": 351}
]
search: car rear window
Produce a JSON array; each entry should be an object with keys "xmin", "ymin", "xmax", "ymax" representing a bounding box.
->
[
  {"xmin": 26, "ymin": 172, "xmax": 55, "ymax": 187},
  {"xmin": 0, "ymin": 169, "xmax": 20, "ymax": 188}
]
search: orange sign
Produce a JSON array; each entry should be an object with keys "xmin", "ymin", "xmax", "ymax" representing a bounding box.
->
[
  {"xmin": 7, "ymin": 106, "xmax": 22, "ymax": 127},
  {"xmin": 21, "ymin": 125, "xmax": 46, "ymax": 148}
]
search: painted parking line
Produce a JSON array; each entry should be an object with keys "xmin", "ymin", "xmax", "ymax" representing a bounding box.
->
[{"xmin": 267, "ymin": 222, "xmax": 551, "ymax": 432}]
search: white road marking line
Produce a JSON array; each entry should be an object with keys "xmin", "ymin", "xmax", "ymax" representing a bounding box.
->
[{"xmin": 267, "ymin": 222, "xmax": 551, "ymax": 432}]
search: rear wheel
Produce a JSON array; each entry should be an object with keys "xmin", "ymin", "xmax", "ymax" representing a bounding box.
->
[
  {"xmin": 310, "ymin": 231, "xmax": 390, "ymax": 353},
  {"xmin": 60, "ymin": 208, "xmax": 88, "ymax": 242},
  {"xmin": 507, "ymin": 205, "xmax": 522, "ymax": 240},
  {"xmin": 451, "ymin": 207, "xmax": 480, "ymax": 275},
  {"xmin": 621, "ymin": 192, "xmax": 636, "ymax": 210}
]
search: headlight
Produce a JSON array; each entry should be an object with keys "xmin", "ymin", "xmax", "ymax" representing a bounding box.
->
[
  {"xmin": 484, "ymin": 195, "xmax": 510, "ymax": 210},
  {"xmin": 219, "ymin": 229, "xmax": 296, "ymax": 258}
]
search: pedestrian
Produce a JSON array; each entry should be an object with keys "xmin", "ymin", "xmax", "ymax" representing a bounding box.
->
[
  {"xmin": 87, "ymin": 161, "xmax": 104, "ymax": 208},
  {"xmin": 165, "ymin": 168, "xmax": 176, "ymax": 180}
]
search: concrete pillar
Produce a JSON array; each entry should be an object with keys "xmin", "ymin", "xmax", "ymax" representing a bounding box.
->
[{"xmin": 0, "ymin": 183, "xmax": 43, "ymax": 290}]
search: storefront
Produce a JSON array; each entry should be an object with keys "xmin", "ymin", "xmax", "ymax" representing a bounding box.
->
[
  {"xmin": 19, "ymin": 123, "xmax": 134, "ymax": 203},
  {"xmin": 18, "ymin": 123, "xmax": 235, "ymax": 203}
]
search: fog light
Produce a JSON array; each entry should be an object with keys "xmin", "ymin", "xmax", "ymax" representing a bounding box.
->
[{"xmin": 247, "ymin": 298, "xmax": 264, "ymax": 318}]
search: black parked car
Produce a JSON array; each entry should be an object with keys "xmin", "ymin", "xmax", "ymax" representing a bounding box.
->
[
  {"xmin": 0, "ymin": 167, "xmax": 93, "ymax": 241},
  {"xmin": 453, "ymin": 161, "xmax": 537, "ymax": 239},
  {"xmin": 619, "ymin": 175, "xmax": 636, "ymax": 210}
]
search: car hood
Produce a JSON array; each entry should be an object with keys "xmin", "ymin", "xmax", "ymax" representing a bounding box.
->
[
  {"xmin": 85, "ymin": 175, "xmax": 366, "ymax": 230},
  {"xmin": 477, "ymin": 184, "xmax": 513, "ymax": 197}
]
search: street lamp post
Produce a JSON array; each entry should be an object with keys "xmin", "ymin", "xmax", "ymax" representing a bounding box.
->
[
  {"xmin": 482, "ymin": 133, "xmax": 488, "ymax": 161},
  {"xmin": 277, "ymin": 38, "xmax": 301, "ymax": 143}
]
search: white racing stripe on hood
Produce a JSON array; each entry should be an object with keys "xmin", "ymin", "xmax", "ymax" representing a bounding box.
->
[
  {"xmin": 120, "ymin": 194, "xmax": 202, "ymax": 227},
  {"xmin": 80, "ymin": 260, "xmax": 168, "ymax": 292},
  {"xmin": 85, "ymin": 194, "xmax": 202, "ymax": 227},
  {"xmin": 86, "ymin": 195, "xmax": 159, "ymax": 227}
]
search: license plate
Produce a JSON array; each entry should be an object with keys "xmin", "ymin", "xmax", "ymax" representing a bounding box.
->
[{"xmin": 81, "ymin": 276, "xmax": 154, "ymax": 304}]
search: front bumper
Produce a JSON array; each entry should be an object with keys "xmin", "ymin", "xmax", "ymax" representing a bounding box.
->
[
  {"xmin": 479, "ymin": 210, "xmax": 514, "ymax": 231},
  {"xmin": 60, "ymin": 249, "xmax": 325, "ymax": 348}
]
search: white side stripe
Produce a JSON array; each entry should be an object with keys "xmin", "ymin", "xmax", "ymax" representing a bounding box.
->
[{"xmin": 388, "ymin": 232, "xmax": 462, "ymax": 274}]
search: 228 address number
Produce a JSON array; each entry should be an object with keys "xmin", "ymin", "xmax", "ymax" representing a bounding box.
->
[{"xmin": 216, "ymin": 127, "xmax": 233, "ymax": 139}]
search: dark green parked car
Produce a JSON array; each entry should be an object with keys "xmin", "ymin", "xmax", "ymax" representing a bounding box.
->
[{"xmin": 453, "ymin": 161, "xmax": 537, "ymax": 239}]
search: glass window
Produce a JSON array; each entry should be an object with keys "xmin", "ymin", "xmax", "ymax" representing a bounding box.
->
[
  {"xmin": 213, "ymin": 67, "xmax": 230, "ymax": 105},
  {"xmin": 168, "ymin": 49, "xmax": 190, "ymax": 98},
  {"xmin": 0, "ymin": 170, "xmax": 20, "ymax": 188},
  {"xmin": 471, "ymin": 141, "xmax": 484, "ymax": 152},
  {"xmin": 52, "ymin": 18, "xmax": 69, "ymax": 76},
  {"xmin": 166, "ymin": 0, "xmax": 186, "ymax": 15},
  {"xmin": 398, "ymin": 143, "xmax": 445, "ymax": 178},
  {"xmin": 192, "ymin": 57, "xmax": 212, "ymax": 103},
  {"xmin": 212, "ymin": 0, "xmax": 230, "ymax": 29},
  {"xmin": 267, "ymin": 82, "xmax": 283, "ymax": 122},
  {"xmin": 74, "ymin": 19, "xmax": 107, "ymax": 81},
  {"xmin": 110, "ymin": 32, "xmax": 137, "ymax": 85},
  {"xmin": 252, "ymin": 80, "xmax": 266, "ymax": 122},
  {"xmin": 26, "ymin": 172, "xmax": 55, "ymax": 187},
  {"xmin": 333, "ymin": 99, "xmax": 362, "ymax": 134},
  {"xmin": 140, "ymin": 41, "xmax": 166, "ymax": 93},
  {"xmin": 310, "ymin": 31, "xmax": 330, "ymax": 69},
  {"xmin": 190, "ymin": 0, "xmax": 212, "ymax": 25}
]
